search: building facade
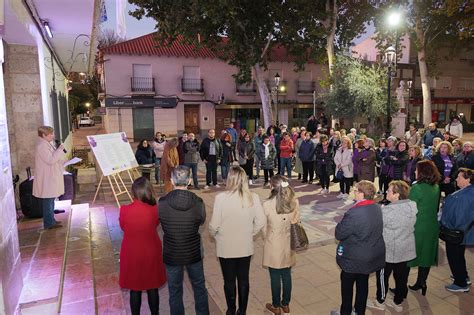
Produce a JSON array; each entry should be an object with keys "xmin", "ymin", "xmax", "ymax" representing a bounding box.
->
[
  {"xmin": 99, "ymin": 33, "xmax": 327, "ymax": 140},
  {"xmin": 353, "ymin": 35, "xmax": 474, "ymax": 127}
]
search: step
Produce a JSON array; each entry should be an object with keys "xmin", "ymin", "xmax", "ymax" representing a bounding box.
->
[{"xmin": 18, "ymin": 200, "xmax": 72, "ymax": 314}]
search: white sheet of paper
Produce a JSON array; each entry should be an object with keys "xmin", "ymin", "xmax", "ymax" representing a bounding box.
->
[{"xmin": 64, "ymin": 157, "xmax": 82, "ymax": 167}]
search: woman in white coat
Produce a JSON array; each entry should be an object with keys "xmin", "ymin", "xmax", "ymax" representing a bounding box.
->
[
  {"xmin": 334, "ymin": 136, "xmax": 354, "ymax": 199},
  {"xmin": 262, "ymin": 175, "xmax": 300, "ymax": 315},
  {"xmin": 209, "ymin": 166, "xmax": 266, "ymax": 315},
  {"xmin": 445, "ymin": 115, "xmax": 463, "ymax": 139},
  {"xmin": 33, "ymin": 126, "xmax": 66, "ymax": 229}
]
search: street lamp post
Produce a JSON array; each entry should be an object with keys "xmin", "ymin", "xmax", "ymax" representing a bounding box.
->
[
  {"xmin": 384, "ymin": 11, "xmax": 401, "ymax": 138},
  {"xmin": 385, "ymin": 46, "xmax": 397, "ymax": 138},
  {"xmin": 274, "ymin": 73, "xmax": 281, "ymax": 124}
]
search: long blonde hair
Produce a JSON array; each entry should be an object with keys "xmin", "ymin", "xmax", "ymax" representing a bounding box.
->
[
  {"xmin": 268, "ymin": 175, "xmax": 297, "ymax": 214},
  {"xmin": 226, "ymin": 166, "xmax": 254, "ymax": 207}
]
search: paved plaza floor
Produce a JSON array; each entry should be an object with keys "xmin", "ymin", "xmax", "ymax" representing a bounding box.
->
[{"xmin": 16, "ymin": 126, "xmax": 474, "ymax": 314}]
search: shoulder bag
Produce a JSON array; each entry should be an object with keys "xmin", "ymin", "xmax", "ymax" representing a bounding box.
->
[{"xmin": 290, "ymin": 222, "xmax": 309, "ymax": 251}]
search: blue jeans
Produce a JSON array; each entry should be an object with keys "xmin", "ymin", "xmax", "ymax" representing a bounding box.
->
[
  {"xmin": 280, "ymin": 157, "xmax": 292, "ymax": 178},
  {"xmin": 185, "ymin": 163, "xmax": 199, "ymax": 188},
  {"xmin": 165, "ymin": 260, "xmax": 209, "ymax": 315},
  {"xmin": 40, "ymin": 197, "xmax": 56, "ymax": 228},
  {"xmin": 255, "ymin": 154, "xmax": 261, "ymax": 177},
  {"xmin": 221, "ymin": 162, "xmax": 230, "ymax": 181}
]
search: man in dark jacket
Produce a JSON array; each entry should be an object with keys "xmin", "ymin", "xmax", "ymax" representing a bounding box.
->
[
  {"xmin": 199, "ymin": 129, "xmax": 222, "ymax": 188},
  {"xmin": 183, "ymin": 133, "xmax": 200, "ymax": 189},
  {"xmin": 334, "ymin": 180, "xmax": 385, "ymax": 315},
  {"xmin": 158, "ymin": 166, "xmax": 209, "ymax": 314},
  {"xmin": 422, "ymin": 123, "xmax": 443, "ymax": 148}
]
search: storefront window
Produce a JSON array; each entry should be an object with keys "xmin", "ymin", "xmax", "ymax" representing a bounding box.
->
[{"xmin": 233, "ymin": 109, "xmax": 260, "ymax": 135}]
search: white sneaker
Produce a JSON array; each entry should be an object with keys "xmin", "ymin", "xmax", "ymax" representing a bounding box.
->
[
  {"xmin": 342, "ymin": 193, "xmax": 349, "ymax": 199},
  {"xmin": 366, "ymin": 299, "xmax": 385, "ymax": 311},
  {"xmin": 215, "ymin": 184, "xmax": 220, "ymax": 188},
  {"xmin": 324, "ymin": 188, "xmax": 330, "ymax": 194},
  {"xmin": 204, "ymin": 185, "xmax": 210, "ymax": 189},
  {"xmin": 249, "ymin": 180, "xmax": 253, "ymax": 185},
  {"xmin": 385, "ymin": 299, "xmax": 403, "ymax": 312},
  {"xmin": 337, "ymin": 193, "xmax": 344, "ymax": 199}
]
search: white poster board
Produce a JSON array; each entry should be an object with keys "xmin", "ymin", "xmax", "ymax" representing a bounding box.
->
[{"xmin": 87, "ymin": 132, "xmax": 138, "ymax": 176}]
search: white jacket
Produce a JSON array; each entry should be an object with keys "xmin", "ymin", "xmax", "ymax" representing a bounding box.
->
[
  {"xmin": 209, "ymin": 192, "xmax": 266, "ymax": 258},
  {"xmin": 446, "ymin": 122, "xmax": 463, "ymax": 138},
  {"xmin": 334, "ymin": 147, "xmax": 353, "ymax": 178}
]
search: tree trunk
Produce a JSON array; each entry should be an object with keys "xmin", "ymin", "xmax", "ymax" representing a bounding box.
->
[
  {"xmin": 326, "ymin": 0, "xmax": 337, "ymax": 77},
  {"xmin": 415, "ymin": 17, "xmax": 432, "ymax": 126},
  {"xmin": 254, "ymin": 63, "xmax": 273, "ymax": 130},
  {"xmin": 326, "ymin": 0, "xmax": 338, "ymax": 127}
]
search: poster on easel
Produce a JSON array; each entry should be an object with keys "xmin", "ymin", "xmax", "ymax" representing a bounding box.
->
[{"xmin": 87, "ymin": 132, "xmax": 138, "ymax": 176}]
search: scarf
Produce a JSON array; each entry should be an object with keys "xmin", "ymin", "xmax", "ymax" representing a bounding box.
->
[{"xmin": 263, "ymin": 143, "xmax": 270, "ymax": 159}]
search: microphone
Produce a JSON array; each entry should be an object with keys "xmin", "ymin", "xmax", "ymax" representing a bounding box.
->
[{"xmin": 55, "ymin": 140, "xmax": 67, "ymax": 153}]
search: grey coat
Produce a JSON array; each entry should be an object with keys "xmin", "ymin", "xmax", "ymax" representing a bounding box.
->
[
  {"xmin": 335, "ymin": 202, "xmax": 385, "ymax": 274},
  {"xmin": 184, "ymin": 140, "xmax": 200, "ymax": 164},
  {"xmin": 382, "ymin": 200, "xmax": 417, "ymax": 263}
]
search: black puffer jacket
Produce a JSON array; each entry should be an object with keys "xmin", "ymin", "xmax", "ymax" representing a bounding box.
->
[
  {"xmin": 158, "ymin": 189, "xmax": 206, "ymax": 266},
  {"xmin": 335, "ymin": 201, "xmax": 385, "ymax": 274}
]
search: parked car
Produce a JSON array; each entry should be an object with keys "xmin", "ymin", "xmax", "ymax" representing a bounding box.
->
[{"xmin": 79, "ymin": 117, "xmax": 95, "ymax": 127}]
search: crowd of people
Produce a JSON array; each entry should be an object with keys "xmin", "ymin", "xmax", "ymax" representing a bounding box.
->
[{"xmin": 118, "ymin": 114, "xmax": 474, "ymax": 315}]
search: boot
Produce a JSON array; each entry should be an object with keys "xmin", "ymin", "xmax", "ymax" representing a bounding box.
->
[{"xmin": 265, "ymin": 303, "xmax": 282, "ymax": 315}]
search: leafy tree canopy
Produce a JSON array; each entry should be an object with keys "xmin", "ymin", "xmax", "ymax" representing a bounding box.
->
[{"xmin": 324, "ymin": 55, "xmax": 396, "ymax": 131}]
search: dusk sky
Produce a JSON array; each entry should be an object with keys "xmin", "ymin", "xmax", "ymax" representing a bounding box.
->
[{"xmin": 101, "ymin": 0, "xmax": 374, "ymax": 44}]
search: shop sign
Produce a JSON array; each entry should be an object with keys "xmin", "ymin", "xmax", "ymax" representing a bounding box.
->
[{"xmin": 105, "ymin": 97, "xmax": 178, "ymax": 108}]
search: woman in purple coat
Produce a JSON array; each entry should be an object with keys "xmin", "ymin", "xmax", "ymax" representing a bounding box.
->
[{"xmin": 352, "ymin": 139, "xmax": 364, "ymax": 182}]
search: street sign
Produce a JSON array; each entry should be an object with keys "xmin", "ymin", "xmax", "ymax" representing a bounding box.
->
[{"xmin": 105, "ymin": 97, "xmax": 178, "ymax": 108}]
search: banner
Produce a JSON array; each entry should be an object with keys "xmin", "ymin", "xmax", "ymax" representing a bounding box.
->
[{"xmin": 116, "ymin": 0, "xmax": 126, "ymax": 38}]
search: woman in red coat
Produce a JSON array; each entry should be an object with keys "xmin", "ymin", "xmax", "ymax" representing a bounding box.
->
[{"xmin": 119, "ymin": 177, "xmax": 167, "ymax": 315}]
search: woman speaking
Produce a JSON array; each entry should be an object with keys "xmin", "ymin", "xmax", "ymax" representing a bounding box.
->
[{"xmin": 33, "ymin": 126, "xmax": 66, "ymax": 229}]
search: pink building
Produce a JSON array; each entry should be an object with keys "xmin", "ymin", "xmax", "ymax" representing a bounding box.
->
[
  {"xmin": 353, "ymin": 35, "xmax": 474, "ymax": 126},
  {"xmin": 98, "ymin": 33, "xmax": 326, "ymax": 140}
]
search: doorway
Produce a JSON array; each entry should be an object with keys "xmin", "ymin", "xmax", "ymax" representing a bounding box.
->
[
  {"xmin": 133, "ymin": 107, "xmax": 154, "ymax": 140},
  {"xmin": 184, "ymin": 104, "xmax": 200, "ymax": 135}
]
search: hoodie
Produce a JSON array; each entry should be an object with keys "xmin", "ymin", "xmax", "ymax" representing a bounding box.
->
[{"xmin": 158, "ymin": 189, "xmax": 206, "ymax": 266}]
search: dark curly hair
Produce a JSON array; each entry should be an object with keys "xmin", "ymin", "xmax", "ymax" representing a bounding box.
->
[{"xmin": 416, "ymin": 160, "xmax": 441, "ymax": 185}]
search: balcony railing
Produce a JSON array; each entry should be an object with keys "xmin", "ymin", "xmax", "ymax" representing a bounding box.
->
[
  {"xmin": 131, "ymin": 77, "xmax": 155, "ymax": 93},
  {"xmin": 181, "ymin": 78, "xmax": 204, "ymax": 93},
  {"xmin": 236, "ymin": 81, "xmax": 257, "ymax": 94},
  {"xmin": 297, "ymin": 80, "xmax": 316, "ymax": 94}
]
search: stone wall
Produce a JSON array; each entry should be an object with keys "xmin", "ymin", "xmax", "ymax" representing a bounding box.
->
[
  {"xmin": 0, "ymin": 41, "xmax": 24, "ymax": 315},
  {"xmin": 4, "ymin": 44, "xmax": 44, "ymax": 180}
]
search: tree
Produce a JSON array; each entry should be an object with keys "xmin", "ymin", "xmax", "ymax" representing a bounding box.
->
[
  {"xmin": 374, "ymin": 0, "xmax": 473, "ymax": 126},
  {"xmin": 98, "ymin": 28, "xmax": 125, "ymax": 49},
  {"xmin": 324, "ymin": 55, "xmax": 396, "ymax": 136},
  {"xmin": 129, "ymin": 1, "xmax": 328, "ymax": 129}
]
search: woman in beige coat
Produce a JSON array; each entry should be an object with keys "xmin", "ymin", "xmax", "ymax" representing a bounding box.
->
[
  {"xmin": 262, "ymin": 175, "xmax": 300, "ymax": 315},
  {"xmin": 33, "ymin": 126, "xmax": 65, "ymax": 229},
  {"xmin": 209, "ymin": 166, "xmax": 266, "ymax": 315}
]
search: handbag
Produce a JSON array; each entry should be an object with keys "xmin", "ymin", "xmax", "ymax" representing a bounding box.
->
[
  {"xmin": 290, "ymin": 222, "xmax": 309, "ymax": 251},
  {"xmin": 439, "ymin": 225, "xmax": 464, "ymax": 245},
  {"xmin": 336, "ymin": 169, "xmax": 344, "ymax": 180}
]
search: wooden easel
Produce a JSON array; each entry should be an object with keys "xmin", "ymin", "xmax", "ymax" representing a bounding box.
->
[{"xmin": 92, "ymin": 171, "xmax": 133, "ymax": 208}]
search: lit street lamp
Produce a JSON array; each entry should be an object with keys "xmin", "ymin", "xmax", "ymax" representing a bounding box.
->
[
  {"xmin": 85, "ymin": 102, "xmax": 91, "ymax": 108},
  {"xmin": 384, "ymin": 11, "xmax": 401, "ymax": 138},
  {"xmin": 274, "ymin": 73, "xmax": 281, "ymax": 124}
]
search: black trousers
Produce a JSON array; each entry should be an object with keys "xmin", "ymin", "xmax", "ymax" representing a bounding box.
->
[
  {"xmin": 302, "ymin": 161, "xmax": 314, "ymax": 182},
  {"xmin": 379, "ymin": 173, "xmax": 389, "ymax": 192},
  {"xmin": 319, "ymin": 167, "xmax": 330, "ymax": 189},
  {"xmin": 264, "ymin": 169, "xmax": 274, "ymax": 184},
  {"xmin": 446, "ymin": 242, "xmax": 469, "ymax": 287},
  {"xmin": 241, "ymin": 158, "xmax": 254, "ymax": 180},
  {"xmin": 130, "ymin": 289, "xmax": 159, "ymax": 315},
  {"xmin": 231, "ymin": 142, "xmax": 237, "ymax": 161},
  {"xmin": 340, "ymin": 271, "xmax": 369, "ymax": 315},
  {"xmin": 206, "ymin": 155, "xmax": 218, "ymax": 185},
  {"xmin": 375, "ymin": 262, "xmax": 410, "ymax": 305},
  {"xmin": 339, "ymin": 177, "xmax": 353, "ymax": 194},
  {"xmin": 276, "ymin": 153, "xmax": 281, "ymax": 174},
  {"xmin": 219, "ymin": 256, "xmax": 251, "ymax": 315}
]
